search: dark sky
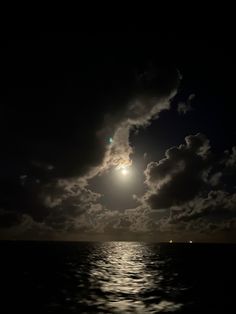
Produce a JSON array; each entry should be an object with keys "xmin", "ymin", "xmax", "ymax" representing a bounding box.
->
[{"xmin": 1, "ymin": 32, "xmax": 236, "ymax": 242}]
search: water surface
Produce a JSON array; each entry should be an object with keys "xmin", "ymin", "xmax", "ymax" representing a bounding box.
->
[{"xmin": 0, "ymin": 241, "xmax": 235, "ymax": 313}]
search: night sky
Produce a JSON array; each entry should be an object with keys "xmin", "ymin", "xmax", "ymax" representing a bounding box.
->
[{"xmin": 2, "ymin": 32, "xmax": 236, "ymax": 242}]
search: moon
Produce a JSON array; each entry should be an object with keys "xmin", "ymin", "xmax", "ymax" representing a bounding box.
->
[
  {"xmin": 121, "ymin": 168, "xmax": 128, "ymax": 176},
  {"xmin": 115, "ymin": 165, "xmax": 132, "ymax": 179}
]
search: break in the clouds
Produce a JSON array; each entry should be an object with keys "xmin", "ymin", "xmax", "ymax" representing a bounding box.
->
[
  {"xmin": 81, "ymin": 67, "xmax": 181, "ymax": 180},
  {"xmin": 0, "ymin": 65, "xmax": 181, "ymax": 239},
  {"xmin": 40, "ymin": 67, "xmax": 181, "ymax": 208},
  {"xmin": 94, "ymin": 94, "xmax": 177, "ymax": 175}
]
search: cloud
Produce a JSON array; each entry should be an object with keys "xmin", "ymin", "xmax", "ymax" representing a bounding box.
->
[
  {"xmin": 132, "ymin": 135, "xmax": 236, "ymax": 238},
  {"xmin": 81, "ymin": 68, "xmax": 181, "ymax": 179},
  {"xmin": 143, "ymin": 133, "xmax": 211, "ymax": 209},
  {"xmin": 177, "ymin": 93, "xmax": 195, "ymax": 114},
  {"xmin": 224, "ymin": 146, "xmax": 236, "ymax": 167},
  {"xmin": 36, "ymin": 66, "xmax": 180, "ymax": 231},
  {"xmin": 74, "ymin": 130, "xmax": 236, "ymax": 239},
  {"xmin": 97, "ymin": 95, "xmax": 176, "ymax": 174},
  {"xmin": 41, "ymin": 178, "xmax": 102, "ymax": 216},
  {"xmin": 170, "ymin": 190, "xmax": 236, "ymax": 223},
  {"xmin": 209, "ymin": 172, "xmax": 222, "ymax": 186},
  {"xmin": 31, "ymin": 161, "xmax": 54, "ymax": 171},
  {"xmin": 0, "ymin": 212, "xmax": 54, "ymax": 240}
]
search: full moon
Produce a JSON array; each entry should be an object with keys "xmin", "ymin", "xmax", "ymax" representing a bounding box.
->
[
  {"xmin": 121, "ymin": 168, "xmax": 128, "ymax": 176},
  {"xmin": 114, "ymin": 164, "xmax": 133, "ymax": 181}
]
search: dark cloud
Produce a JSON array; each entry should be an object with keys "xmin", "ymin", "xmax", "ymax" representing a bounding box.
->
[
  {"xmin": 3, "ymin": 35, "xmax": 236, "ymax": 241},
  {"xmin": 34, "ymin": 64, "xmax": 180, "ymax": 232},
  {"xmin": 130, "ymin": 135, "xmax": 236, "ymax": 238},
  {"xmin": 224, "ymin": 146, "xmax": 236, "ymax": 168},
  {"xmin": 144, "ymin": 133, "xmax": 211, "ymax": 209},
  {"xmin": 208, "ymin": 172, "xmax": 222, "ymax": 186},
  {"xmin": 177, "ymin": 93, "xmax": 195, "ymax": 114},
  {"xmin": 0, "ymin": 209, "xmax": 21, "ymax": 228},
  {"xmin": 4, "ymin": 38, "xmax": 180, "ymax": 224},
  {"xmin": 170, "ymin": 190, "xmax": 236, "ymax": 223},
  {"xmin": 0, "ymin": 211, "xmax": 54, "ymax": 240}
]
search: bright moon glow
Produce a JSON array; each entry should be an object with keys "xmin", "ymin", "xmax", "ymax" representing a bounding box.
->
[
  {"xmin": 115, "ymin": 165, "xmax": 132, "ymax": 180},
  {"xmin": 121, "ymin": 168, "xmax": 128, "ymax": 176}
]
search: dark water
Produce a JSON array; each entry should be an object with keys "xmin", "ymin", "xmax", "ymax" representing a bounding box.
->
[{"xmin": 0, "ymin": 242, "xmax": 235, "ymax": 313}]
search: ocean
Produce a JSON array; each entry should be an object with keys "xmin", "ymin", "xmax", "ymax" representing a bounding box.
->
[{"xmin": 0, "ymin": 241, "xmax": 235, "ymax": 313}]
